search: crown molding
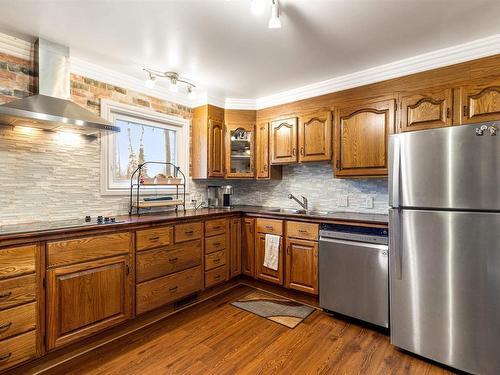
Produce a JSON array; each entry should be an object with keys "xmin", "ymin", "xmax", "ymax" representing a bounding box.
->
[
  {"xmin": 253, "ymin": 33, "xmax": 500, "ymax": 109},
  {"xmin": 0, "ymin": 33, "xmax": 32, "ymax": 60},
  {"xmin": 225, "ymin": 98, "xmax": 257, "ymax": 110}
]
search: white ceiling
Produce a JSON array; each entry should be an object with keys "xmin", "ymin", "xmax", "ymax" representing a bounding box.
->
[{"xmin": 1, "ymin": 0, "xmax": 500, "ymax": 101}]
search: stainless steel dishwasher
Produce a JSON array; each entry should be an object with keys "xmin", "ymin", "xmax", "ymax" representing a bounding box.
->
[{"xmin": 319, "ymin": 223, "xmax": 389, "ymax": 328}]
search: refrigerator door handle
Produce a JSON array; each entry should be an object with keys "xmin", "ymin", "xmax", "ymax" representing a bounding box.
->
[
  {"xmin": 389, "ymin": 136, "xmax": 400, "ymax": 207},
  {"xmin": 389, "ymin": 209, "xmax": 402, "ymax": 280}
]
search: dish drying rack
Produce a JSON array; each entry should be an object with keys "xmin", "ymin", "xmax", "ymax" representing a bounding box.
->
[{"xmin": 129, "ymin": 161, "xmax": 186, "ymax": 216}]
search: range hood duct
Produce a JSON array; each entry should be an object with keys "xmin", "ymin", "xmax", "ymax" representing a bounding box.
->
[{"xmin": 0, "ymin": 39, "xmax": 119, "ymax": 136}]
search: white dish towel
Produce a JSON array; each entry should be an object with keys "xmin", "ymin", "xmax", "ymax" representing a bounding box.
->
[{"xmin": 264, "ymin": 234, "xmax": 280, "ymax": 271}]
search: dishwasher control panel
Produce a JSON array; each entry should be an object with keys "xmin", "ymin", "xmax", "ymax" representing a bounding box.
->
[{"xmin": 319, "ymin": 223, "xmax": 388, "ymax": 245}]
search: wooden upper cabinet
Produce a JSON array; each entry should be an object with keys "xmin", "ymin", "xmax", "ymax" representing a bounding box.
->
[
  {"xmin": 298, "ymin": 111, "xmax": 332, "ymax": 162},
  {"xmin": 225, "ymin": 123, "xmax": 255, "ymax": 178},
  {"xmin": 399, "ymin": 88, "xmax": 453, "ymax": 132},
  {"xmin": 270, "ymin": 117, "xmax": 298, "ymax": 164},
  {"xmin": 460, "ymin": 80, "xmax": 500, "ymax": 124},
  {"xmin": 334, "ymin": 99, "xmax": 395, "ymax": 177},
  {"xmin": 46, "ymin": 255, "xmax": 132, "ymax": 350},
  {"xmin": 208, "ymin": 119, "xmax": 225, "ymax": 177},
  {"xmin": 285, "ymin": 238, "xmax": 318, "ymax": 295},
  {"xmin": 192, "ymin": 104, "xmax": 225, "ymax": 179}
]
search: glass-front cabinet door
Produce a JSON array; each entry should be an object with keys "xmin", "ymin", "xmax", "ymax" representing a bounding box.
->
[{"xmin": 225, "ymin": 123, "xmax": 255, "ymax": 178}]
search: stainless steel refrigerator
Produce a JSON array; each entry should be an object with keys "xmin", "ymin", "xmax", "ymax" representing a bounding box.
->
[{"xmin": 389, "ymin": 122, "xmax": 500, "ymax": 375}]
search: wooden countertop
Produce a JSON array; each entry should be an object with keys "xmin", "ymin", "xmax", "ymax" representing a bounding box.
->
[{"xmin": 0, "ymin": 206, "xmax": 388, "ymax": 244}]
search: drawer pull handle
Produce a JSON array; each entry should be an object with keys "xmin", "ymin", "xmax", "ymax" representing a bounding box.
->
[
  {"xmin": 212, "ymin": 226, "xmax": 222, "ymax": 230},
  {"xmin": 213, "ymin": 258, "xmax": 221, "ymax": 263},
  {"xmin": 149, "ymin": 236, "xmax": 160, "ymax": 241},
  {"xmin": 265, "ymin": 225, "xmax": 273, "ymax": 230},
  {"xmin": 298, "ymin": 229, "xmax": 308, "ymax": 233},
  {"xmin": 213, "ymin": 242, "xmax": 221, "ymax": 247},
  {"xmin": 0, "ymin": 292, "xmax": 11, "ymax": 300},
  {"xmin": 0, "ymin": 353, "xmax": 11, "ymax": 362},
  {"xmin": 185, "ymin": 230, "xmax": 194, "ymax": 235},
  {"xmin": 168, "ymin": 257, "xmax": 178, "ymax": 263},
  {"xmin": 169, "ymin": 286, "xmax": 178, "ymax": 292},
  {"xmin": 0, "ymin": 322, "xmax": 12, "ymax": 331},
  {"xmin": 214, "ymin": 275, "xmax": 221, "ymax": 280}
]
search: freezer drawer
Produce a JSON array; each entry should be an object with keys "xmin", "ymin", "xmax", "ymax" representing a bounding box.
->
[
  {"xmin": 319, "ymin": 237, "xmax": 389, "ymax": 327},
  {"xmin": 390, "ymin": 209, "xmax": 500, "ymax": 375}
]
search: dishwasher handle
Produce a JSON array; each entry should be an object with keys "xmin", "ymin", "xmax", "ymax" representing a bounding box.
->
[{"xmin": 319, "ymin": 237, "xmax": 389, "ymax": 252}]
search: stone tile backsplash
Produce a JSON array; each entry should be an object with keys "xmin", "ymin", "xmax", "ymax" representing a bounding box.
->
[{"xmin": 191, "ymin": 163, "xmax": 389, "ymax": 214}]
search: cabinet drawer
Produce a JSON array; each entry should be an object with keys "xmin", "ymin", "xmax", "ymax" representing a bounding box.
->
[
  {"xmin": 0, "ymin": 275, "xmax": 36, "ymax": 311},
  {"xmin": 205, "ymin": 234, "xmax": 226, "ymax": 254},
  {"xmin": 0, "ymin": 330, "xmax": 37, "ymax": 372},
  {"xmin": 175, "ymin": 222, "xmax": 202, "ymax": 243},
  {"xmin": 136, "ymin": 240, "xmax": 202, "ymax": 283},
  {"xmin": 205, "ymin": 250, "xmax": 226, "ymax": 271},
  {"xmin": 205, "ymin": 219, "xmax": 227, "ymax": 237},
  {"xmin": 286, "ymin": 221, "xmax": 319, "ymax": 241},
  {"xmin": 0, "ymin": 302, "xmax": 36, "ymax": 341},
  {"xmin": 47, "ymin": 232, "xmax": 131, "ymax": 267},
  {"xmin": 256, "ymin": 218, "xmax": 283, "ymax": 236},
  {"xmin": 136, "ymin": 266, "xmax": 202, "ymax": 315},
  {"xmin": 0, "ymin": 245, "xmax": 36, "ymax": 280},
  {"xmin": 136, "ymin": 226, "xmax": 173, "ymax": 251},
  {"xmin": 205, "ymin": 265, "xmax": 228, "ymax": 288}
]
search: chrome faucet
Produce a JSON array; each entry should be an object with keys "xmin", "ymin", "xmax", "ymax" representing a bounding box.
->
[{"xmin": 288, "ymin": 194, "xmax": 308, "ymax": 210}]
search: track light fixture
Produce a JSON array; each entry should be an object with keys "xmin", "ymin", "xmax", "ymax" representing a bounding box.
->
[
  {"xmin": 268, "ymin": 0, "xmax": 281, "ymax": 29},
  {"xmin": 142, "ymin": 68, "xmax": 196, "ymax": 99}
]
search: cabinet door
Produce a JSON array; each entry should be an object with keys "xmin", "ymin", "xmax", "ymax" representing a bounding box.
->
[
  {"xmin": 298, "ymin": 111, "xmax": 332, "ymax": 162},
  {"xmin": 208, "ymin": 119, "xmax": 225, "ymax": 177},
  {"xmin": 285, "ymin": 238, "xmax": 318, "ymax": 295},
  {"xmin": 229, "ymin": 218, "xmax": 242, "ymax": 277},
  {"xmin": 400, "ymin": 89, "xmax": 452, "ymax": 132},
  {"xmin": 460, "ymin": 81, "xmax": 500, "ymax": 124},
  {"xmin": 334, "ymin": 99, "xmax": 395, "ymax": 177},
  {"xmin": 256, "ymin": 122, "xmax": 270, "ymax": 179},
  {"xmin": 255, "ymin": 233, "xmax": 283, "ymax": 285},
  {"xmin": 241, "ymin": 218, "xmax": 255, "ymax": 277},
  {"xmin": 46, "ymin": 255, "xmax": 132, "ymax": 350},
  {"xmin": 225, "ymin": 123, "xmax": 255, "ymax": 178},
  {"xmin": 270, "ymin": 117, "xmax": 298, "ymax": 164}
]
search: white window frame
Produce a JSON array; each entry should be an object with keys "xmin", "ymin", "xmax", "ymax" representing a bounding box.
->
[{"xmin": 100, "ymin": 99, "xmax": 190, "ymax": 196}]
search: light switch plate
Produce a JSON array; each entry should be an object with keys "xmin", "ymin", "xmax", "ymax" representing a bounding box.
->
[
  {"xmin": 338, "ymin": 194, "xmax": 349, "ymax": 207},
  {"xmin": 365, "ymin": 196, "xmax": 374, "ymax": 209}
]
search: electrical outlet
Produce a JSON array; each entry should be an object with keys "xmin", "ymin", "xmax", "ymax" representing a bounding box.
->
[
  {"xmin": 338, "ymin": 194, "xmax": 349, "ymax": 207},
  {"xmin": 365, "ymin": 196, "xmax": 374, "ymax": 209}
]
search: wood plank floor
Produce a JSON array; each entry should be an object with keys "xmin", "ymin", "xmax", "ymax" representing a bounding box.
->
[{"xmin": 45, "ymin": 285, "xmax": 456, "ymax": 375}]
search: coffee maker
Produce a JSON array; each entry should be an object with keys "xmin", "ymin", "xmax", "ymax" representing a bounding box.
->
[{"xmin": 207, "ymin": 185, "xmax": 234, "ymax": 208}]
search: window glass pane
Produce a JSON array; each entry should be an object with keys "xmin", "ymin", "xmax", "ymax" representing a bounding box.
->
[{"xmin": 113, "ymin": 119, "xmax": 177, "ymax": 184}]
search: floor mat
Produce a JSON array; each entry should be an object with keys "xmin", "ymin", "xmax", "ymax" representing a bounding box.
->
[{"xmin": 230, "ymin": 290, "xmax": 315, "ymax": 328}]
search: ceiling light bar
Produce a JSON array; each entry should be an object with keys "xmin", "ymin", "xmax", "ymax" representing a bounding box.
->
[{"xmin": 142, "ymin": 68, "xmax": 196, "ymax": 99}]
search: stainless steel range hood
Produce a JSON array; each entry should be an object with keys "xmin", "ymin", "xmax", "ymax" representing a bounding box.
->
[{"xmin": 0, "ymin": 39, "xmax": 120, "ymax": 136}]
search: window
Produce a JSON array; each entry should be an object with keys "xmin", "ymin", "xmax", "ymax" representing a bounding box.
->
[{"xmin": 100, "ymin": 100, "xmax": 189, "ymax": 195}]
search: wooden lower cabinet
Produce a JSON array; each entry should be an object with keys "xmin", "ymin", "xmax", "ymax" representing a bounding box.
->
[
  {"xmin": 136, "ymin": 266, "xmax": 202, "ymax": 315},
  {"xmin": 241, "ymin": 218, "xmax": 255, "ymax": 277},
  {"xmin": 0, "ymin": 330, "xmax": 37, "ymax": 372},
  {"xmin": 229, "ymin": 218, "xmax": 242, "ymax": 277},
  {"xmin": 46, "ymin": 255, "xmax": 133, "ymax": 350},
  {"xmin": 285, "ymin": 238, "xmax": 319, "ymax": 295},
  {"xmin": 255, "ymin": 233, "xmax": 283, "ymax": 285}
]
